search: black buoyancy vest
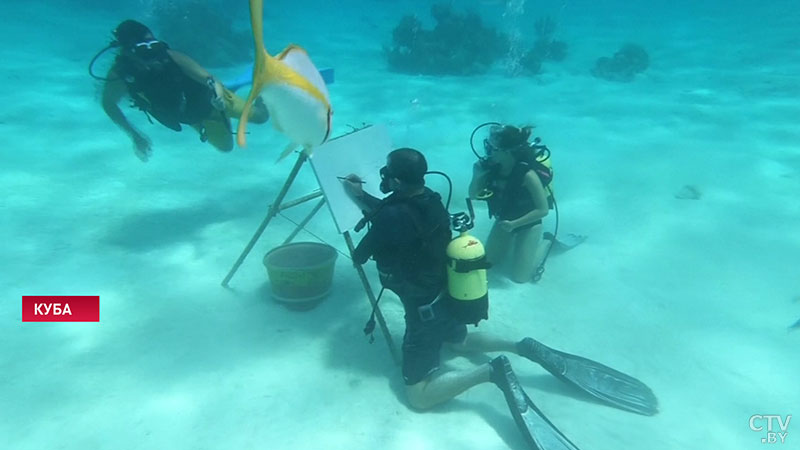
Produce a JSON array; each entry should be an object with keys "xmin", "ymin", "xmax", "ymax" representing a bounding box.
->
[
  {"xmin": 488, "ymin": 160, "xmax": 553, "ymax": 221},
  {"xmin": 116, "ymin": 47, "xmax": 211, "ymax": 131},
  {"xmin": 406, "ymin": 190, "xmax": 452, "ymax": 281},
  {"xmin": 378, "ymin": 189, "xmax": 452, "ymax": 288}
]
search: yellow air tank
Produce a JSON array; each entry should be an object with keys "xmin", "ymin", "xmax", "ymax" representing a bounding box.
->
[{"xmin": 446, "ymin": 226, "xmax": 489, "ymax": 325}]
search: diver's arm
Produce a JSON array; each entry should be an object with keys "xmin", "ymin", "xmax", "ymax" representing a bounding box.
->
[
  {"xmin": 168, "ymin": 50, "xmax": 225, "ymax": 99},
  {"xmin": 352, "ymin": 207, "xmax": 402, "ymax": 265},
  {"xmin": 468, "ymin": 161, "xmax": 491, "ymax": 198},
  {"xmin": 352, "ymin": 228, "xmax": 377, "ymax": 264},
  {"xmin": 102, "ymin": 72, "xmax": 152, "ymax": 160},
  {"xmin": 167, "ymin": 50, "xmax": 212, "ymax": 82},
  {"xmin": 101, "ymin": 75, "xmax": 140, "ymax": 138},
  {"xmin": 508, "ymin": 171, "xmax": 550, "ymax": 228},
  {"xmin": 342, "ymin": 175, "xmax": 382, "ymax": 211},
  {"xmin": 353, "ymin": 191, "xmax": 381, "ymax": 212}
]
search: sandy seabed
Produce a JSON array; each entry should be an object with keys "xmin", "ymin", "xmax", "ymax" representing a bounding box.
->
[{"xmin": 1, "ymin": 1, "xmax": 798, "ymax": 449}]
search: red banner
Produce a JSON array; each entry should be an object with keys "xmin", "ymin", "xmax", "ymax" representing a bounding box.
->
[{"xmin": 22, "ymin": 296, "xmax": 100, "ymax": 322}]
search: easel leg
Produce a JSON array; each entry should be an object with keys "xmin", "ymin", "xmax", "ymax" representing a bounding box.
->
[
  {"xmin": 344, "ymin": 231, "xmax": 401, "ymax": 366},
  {"xmin": 221, "ymin": 153, "xmax": 308, "ymax": 287}
]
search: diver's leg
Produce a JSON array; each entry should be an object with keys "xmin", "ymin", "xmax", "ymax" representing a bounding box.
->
[
  {"xmin": 533, "ymin": 227, "xmax": 554, "ymax": 268},
  {"xmin": 447, "ymin": 332, "xmax": 517, "ymax": 354},
  {"xmin": 407, "ymin": 322, "xmax": 583, "ymax": 445},
  {"xmin": 485, "ymin": 221, "xmax": 513, "ymax": 272},
  {"xmin": 403, "ymin": 307, "xmax": 492, "ymax": 410},
  {"xmin": 509, "ymin": 223, "xmax": 545, "ymax": 283},
  {"xmin": 406, "ymin": 364, "xmax": 492, "ymax": 410},
  {"xmin": 222, "ymin": 88, "xmax": 269, "ymax": 123}
]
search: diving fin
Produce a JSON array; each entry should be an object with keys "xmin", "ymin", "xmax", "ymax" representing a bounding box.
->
[
  {"xmin": 543, "ymin": 232, "xmax": 587, "ymax": 256},
  {"xmin": 517, "ymin": 337, "xmax": 659, "ymax": 416},
  {"xmin": 490, "ymin": 355, "xmax": 581, "ymax": 450}
]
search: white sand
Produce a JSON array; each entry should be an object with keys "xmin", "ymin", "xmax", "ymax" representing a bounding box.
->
[{"xmin": 1, "ymin": 1, "xmax": 798, "ymax": 449}]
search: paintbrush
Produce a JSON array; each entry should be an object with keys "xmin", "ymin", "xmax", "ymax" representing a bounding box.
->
[{"xmin": 337, "ymin": 176, "xmax": 365, "ymax": 184}]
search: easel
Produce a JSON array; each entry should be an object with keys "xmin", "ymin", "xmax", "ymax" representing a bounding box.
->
[{"xmin": 220, "ymin": 137, "xmax": 400, "ymax": 365}]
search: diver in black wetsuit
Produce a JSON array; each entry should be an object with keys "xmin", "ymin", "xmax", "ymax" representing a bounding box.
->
[
  {"xmin": 469, "ymin": 124, "xmax": 555, "ymax": 283},
  {"xmin": 342, "ymin": 148, "xmax": 657, "ymax": 449},
  {"xmin": 469, "ymin": 124, "xmax": 586, "ymax": 283},
  {"xmin": 94, "ymin": 20, "xmax": 268, "ymax": 161},
  {"xmin": 342, "ymin": 148, "xmax": 520, "ymax": 407}
]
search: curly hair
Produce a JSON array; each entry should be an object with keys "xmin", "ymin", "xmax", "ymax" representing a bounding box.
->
[{"xmin": 489, "ymin": 125, "xmax": 539, "ymax": 163}]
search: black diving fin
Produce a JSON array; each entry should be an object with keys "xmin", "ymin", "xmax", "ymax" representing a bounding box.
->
[
  {"xmin": 517, "ymin": 337, "xmax": 659, "ymax": 416},
  {"xmin": 490, "ymin": 355, "xmax": 581, "ymax": 450}
]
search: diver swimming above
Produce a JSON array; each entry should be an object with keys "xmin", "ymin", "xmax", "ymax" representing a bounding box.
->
[
  {"xmin": 342, "ymin": 148, "xmax": 656, "ymax": 449},
  {"xmin": 92, "ymin": 20, "xmax": 269, "ymax": 162},
  {"xmin": 469, "ymin": 123, "xmax": 586, "ymax": 283}
]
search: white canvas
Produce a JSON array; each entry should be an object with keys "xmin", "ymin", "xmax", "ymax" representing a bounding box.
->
[{"xmin": 309, "ymin": 124, "xmax": 392, "ymax": 233}]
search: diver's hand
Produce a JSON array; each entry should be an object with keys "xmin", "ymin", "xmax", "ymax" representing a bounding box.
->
[
  {"xmin": 248, "ymin": 96, "xmax": 270, "ymax": 124},
  {"xmin": 470, "ymin": 161, "xmax": 491, "ymax": 198},
  {"xmin": 498, "ymin": 220, "xmax": 516, "ymax": 232},
  {"xmin": 207, "ymin": 77, "xmax": 225, "ymax": 111},
  {"xmin": 341, "ymin": 174, "xmax": 365, "ymax": 200},
  {"xmin": 472, "ymin": 160, "xmax": 492, "ymax": 180},
  {"xmin": 132, "ymin": 133, "xmax": 152, "ymax": 162}
]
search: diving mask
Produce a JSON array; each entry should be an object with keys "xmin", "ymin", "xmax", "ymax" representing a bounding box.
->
[
  {"xmin": 379, "ymin": 165, "xmax": 392, "ymax": 193},
  {"xmin": 130, "ymin": 39, "xmax": 168, "ymax": 57}
]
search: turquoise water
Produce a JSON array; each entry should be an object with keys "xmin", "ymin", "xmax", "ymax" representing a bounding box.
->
[{"xmin": 2, "ymin": 1, "xmax": 798, "ymax": 449}]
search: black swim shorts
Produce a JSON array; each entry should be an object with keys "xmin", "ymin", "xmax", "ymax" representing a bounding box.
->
[{"xmin": 401, "ymin": 301, "xmax": 467, "ymax": 385}]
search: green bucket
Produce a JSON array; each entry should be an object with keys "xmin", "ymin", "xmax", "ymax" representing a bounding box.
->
[{"xmin": 263, "ymin": 242, "xmax": 337, "ymax": 309}]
